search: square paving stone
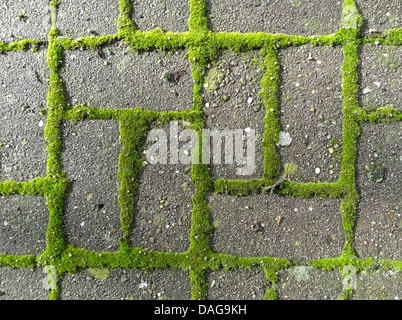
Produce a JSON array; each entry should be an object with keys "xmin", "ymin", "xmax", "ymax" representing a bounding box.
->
[
  {"xmin": 0, "ymin": 0, "xmax": 50, "ymax": 43},
  {"xmin": 278, "ymin": 45, "xmax": 344, "ymax": 183},
  {"xmin": 130, "ymin": 121, "xmax": 194, "ymax": 253},
  {"xmin": 205, "ymin": 269, "xmax": 267, "ymax": 300},
  {"xmin": 352, "ymin": 269, "xmax": 402, "ymax": 300},
  {"xmin": 0, "ymin": 195, "xmax": 48, "ymax": 256},
  {"xmin": 208, "ymin": 194, "xmax": 344, "ymax": 263},
  {"xmin": 354, "ymin": 122, "xmax": 401, "ymax": 261},
  {"xmin": 61, "ymin": 120, "xmax": 122, "ymax": 252},
  {"xmin": 57, "ymin": 0, "xmax": 119, "ymax": 39},
  {"xmin": 359, "ymin": 45, "xmax": 401, "ymax": 112},
  {"xmin": 0, "ymin": 267, "xmax": 49, "ymax": 300},
  {"xmin": 206, "ymin": 0, "xmax": 342, "ymax": 36},
  {"xmin": 355, "ymin": 0, "xmax": 400, "ymax": 36},
  {"xmin": 0, "ymin": 50, "xmax": 49, "ymax": 181},
  {"xmin": 61, "ymin": 47, "xmax": 193, "ymax": 111},
  {"xmin": 59, "ymin": 268, "xmax": 191, "ymax": 300},
  {"xmin": 276, "ymin": 267, "xmax": 343, "ymax": 300},
  {"xmin": 132, "ymin": 0, "xmax": 189, "ymax": 33},
  {"xmin": 203, "ymin": 50, "xmax": 266, "ymax": 180}
]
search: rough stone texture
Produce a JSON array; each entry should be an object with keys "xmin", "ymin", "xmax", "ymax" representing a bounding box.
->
[
  {"xmin": 203, "ymin": 50, "xmax": 265, "ymax": 180},
  {"xmin": 131, "ymin": 121, "xmax": 194, "ymax": 253},
  {"xmin": 0, "ymin": 50, "xmax": 48, "ymax": 181},
  {"xmin": 61, "ymin": 46, "xmax": 193, "ymax": 111},
  {"xmin": 352, "ymin": 270, "xmax": 402, "ymax": 300},
  {"xmin": 59, "ymin": 268, "xmax": 191, "ymax": 300},
  {"xmin": 0, "ymin": 0, "xmax": 50, "ymax": 42},
  {"xmin": 276, "ymin": 267, "xmax": 343, "ymax": 300},
  {"xmin": 207, "ymin": 0, "xmax": 343, "ymax": 36},
  {"xmin": 132, "ymin": 0, "xmax": 189, "ymax": 33},
  {"xmin": 208, "ymin": 194, "xmax": 344, "ymax": 264},
  {"xmin": 354, "ymin": 123, "xmax": 401, "ymax": 261},
  {"xmin": 359, "ymin": 45, "xmax": 401, "ymax": 112},
  {"xmin": 0, "ymin": 267, "xmax": 49, "ymax": 300},
  {"xmin": 355, "ymin": 0, "xmax": 401, "ymax": 35},
  {"xmin": 205, "ymin": 269, "xmax": 267, "ymax": 300},
  {"xmin": 278, "ymin": 45, "xmax": 344, "ymax": 183},
  {"xmin": 0, "ymin": 196, "xmax": 48, "ymax": 256},
  {"xmin": 61, "ymin": 120, "xmax": 122, "ymax": 252},
  {"xmin": 57, "ymin": 0, "xmax": 119, "ymax": 39}
]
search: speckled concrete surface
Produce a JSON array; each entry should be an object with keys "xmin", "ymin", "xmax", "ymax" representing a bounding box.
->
[{"xmin": 0, "ymin": 0, "xmax": 400, "ymax": 301}]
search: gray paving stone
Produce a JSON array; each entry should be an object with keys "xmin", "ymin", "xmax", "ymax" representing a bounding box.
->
[
  {"xmin": 0, "ymin": 50, "xmax": 48, "ymax": 181},
  {"xmin": 61, "ymin": 120, "xmax": 122, "ymax": 252},
  {"xmin": 208, "ymin": 194, "xmax": 344, "ymax": 263},
  {"xmin": 0, "ymin": 267, "xmax": 49, "ymax": 300},
  {"xmin": 59, "ymin": 268, "xmax": 191, "ymax": 300},
  {"xmin": 207, "ymin": 0, "xmax": 343, "ymax": 36},
  {"xmin": 276, "ymin": 267, "xmax": 343, "ymax": 300},
  {"xmin": 0, "ymin": 0, "xmax": 50, "ymax": 43},
  {"xmin": 131, "ymin": 121, "xmax": 194, "ymax": 253},
  {"xmin": 203, "ymin": 50, "xmax": 265, "ymax": 180},
  {"xmin": 132, "ymin": 0, "xmax": 189, "ymax": 33},
  {"xmin": 57, "ymin": 0, "xmax": 119, "ymax": 39},
  {"xmin": 0, "ymin": 195, "xmax": 48, "ymax": 256},
  {"xmin": 278, "ymin": 45, "xmax": 344, "ymax": 183},
  {"xmin": 352, "ymin": 269, "xmax": 402, "ymax": 300},
  {"xmin": 354, "ymin": 123, "xmax": 401, "ymax": 261},
  {"xmin": 355, "ymin": 0, "xmax": 401, "ymax": 35},
  {"xmin": 61, "ymin": 47, "xmax": 193, "ymax": 111},
  {"xmin": 359, "ymin": 45, "xmax": 401, "ymax": 112},
  {"xmin": 205, "ymin": 269, "xmax": 267, "ymax": 300}
]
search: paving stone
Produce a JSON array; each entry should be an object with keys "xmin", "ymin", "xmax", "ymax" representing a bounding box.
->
[
  {"xmin": 61, "ymin": 47, "xmax": 193, "ymax": 111},
  {"xmin": 0, "ymin": 50, "xmax": 48, "ymax": 181},
  {"xmin": 59, "ymin": 268, "xmax": 191, "ymax": 300},
  {"xmin": 0, "ymin": 0, "xmax": 50, "ymax": 43},
  {"xmin": 276, "ymin": 267, "xmax": 343, "ymax": 300},
  {"xmin": 278, "ymin": 45, "xmax": 344, "ymax": 183},
  {"xmin": 132, "ymin": 0, "xmax": 189, "ymax": 33},
  {"xmin": 352, "ymin": 269, "xmax": 402, "ymax": 300},
  {"xmin": 61, "ymin": 120, "xmax": 122, "ymax": 252},
  {"xmin": 131, "ymin": 121, "xmax": 194, "ymax": 253},
  {"xmin": 203, "ymin": 50, "xmax": 265, "ymax": 180},
  {"xmin": 205, "ymin": 269, "xmax": 267, "ymax": 300},
  {"xmin": 354, "ymin": 123, "xmax": 401, "ymax": 261},
  {"xmin": 206, "ymin": 0, "xmax": 342, "ymax": 36},
  {"xmin": 208, "ymin": 194, "xmax": 344, "ymax": 263},
  {"xmin": 0, "ymin": 267, "xmax": 49, "ymax": 300},
  {"xmin": 355, "ymin": 0, "xmax": 401, "ymax": 35},
  {"xmin": 359, "ymin": 45, "xmax": 401, "ymax": 112},
  {"xmin": 57, "ymin": 0, "xmax": 119, "ymax": 39},
  {"xmin": 0, "ymin": 195, "xmax": 48, "ymax": 256}
]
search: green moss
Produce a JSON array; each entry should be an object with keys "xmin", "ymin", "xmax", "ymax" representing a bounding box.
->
[{"xmin": 0, "ymin": 0, "xmax": 400, "ymax": 301}]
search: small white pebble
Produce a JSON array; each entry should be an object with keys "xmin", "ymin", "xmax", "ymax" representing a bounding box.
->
[
  {"xmin": 363, "ymin": 88, "xmax": 372, "ymax": 94},
  {"xmin": 315, "ymin": 167, "xmax": 321, "ymax": 174}
]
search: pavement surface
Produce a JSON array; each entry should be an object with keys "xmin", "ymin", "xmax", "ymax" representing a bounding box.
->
[{"xmin": 0, "ymin": 0, "xmax": 401, "ymax": 300}]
